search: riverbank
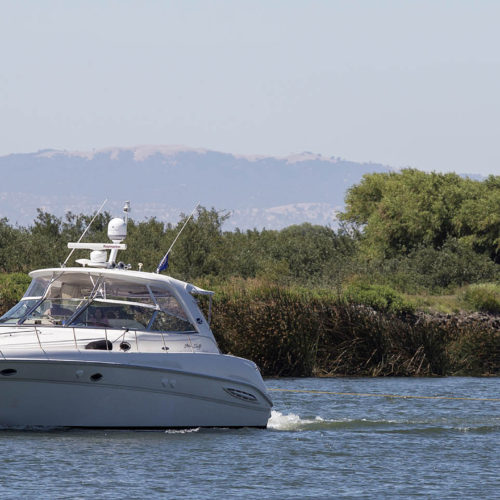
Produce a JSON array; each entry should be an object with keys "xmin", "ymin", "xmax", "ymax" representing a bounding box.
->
[{"xmin": 207, "ymin": 286, "xmax": 499, "ymax": 377}]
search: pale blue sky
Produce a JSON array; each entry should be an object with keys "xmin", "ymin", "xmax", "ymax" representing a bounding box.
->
[{"xmin": 1, "ymin": 0, "xmax": 499, "ymax": 175}]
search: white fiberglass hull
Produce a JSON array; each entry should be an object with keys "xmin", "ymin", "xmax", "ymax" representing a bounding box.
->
[{"xmin": 0, "ymin": 353, "xmax": 272, "ymax": 428}]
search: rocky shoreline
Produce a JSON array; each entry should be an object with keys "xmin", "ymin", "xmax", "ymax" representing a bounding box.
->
[{"xmin": 413, "ymin": 310, "xmax": 500, "ymax": 329}]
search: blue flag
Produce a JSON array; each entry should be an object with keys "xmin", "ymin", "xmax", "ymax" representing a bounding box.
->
[{"xmin": 157, "ymin": 253, "xmax": 169, "ymax": 272}]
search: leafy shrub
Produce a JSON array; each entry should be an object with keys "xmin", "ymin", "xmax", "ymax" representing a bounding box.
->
[
  {"xmin": 365, "ymin": 238, "xmax": 500, "ymax": 294},
  {"xmin": 343, "ymin": 282, "xmax": 414, "ymax": 314},
  {"xmin": 0, "ymin": 273, "xmax": 31, "ymax": 315},
  {"xmin": 463, "ymin": 283, "xmax": 500, "ymax": 313}
]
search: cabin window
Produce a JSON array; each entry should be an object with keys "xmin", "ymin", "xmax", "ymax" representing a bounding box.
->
[
  {"xmin": 66, "ymin": 304, "xmax": 112, "ymax": 328},
  {"xmin": 70, "ymin": 302, "xmax": 195, "ymax": 333},
  {"xmin": 149, "ymin": 310, "xmax": 194, "ymax": 333},
  {"xmin": 71, "ymin": 303, "xmax": 152, "ymax": 330},
  {"xmin": 96, "ymin": 282, "xmax": 154, "ymax": 305},
  {"xmin": 149, "ymin": 286, "xmax": 190, "ymax": 323}
]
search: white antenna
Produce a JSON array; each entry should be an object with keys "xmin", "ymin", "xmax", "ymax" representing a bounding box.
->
[
  {"xmin": 123, "ymin": 200, "xmax": 130, "ymax": 224},
  {"xmin": 61, "ymin": 199, "xmax": 108, "ymax": 268},
  {"xmin": 156, "ymin": 202, "xmax": 200, "ymax": 273}
]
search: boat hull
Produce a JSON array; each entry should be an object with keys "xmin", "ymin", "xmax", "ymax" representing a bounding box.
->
[{"xmin": 0, "ymin": 356, "xmax": 272, "ymax": 428}]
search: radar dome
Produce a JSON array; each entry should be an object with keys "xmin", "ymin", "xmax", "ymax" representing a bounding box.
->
[
  {"xmin": 108, "ymin": 217, "xmax": 127, "ymax": 243},
  {"xmin": 90, "ymin": 250, "xmax": 107, "ymax": 263}
]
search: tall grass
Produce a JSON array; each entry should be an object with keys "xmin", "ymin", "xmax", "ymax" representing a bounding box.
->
[
  {"xmin": 463, "ymin": 283, "xmax": 500, "ymax": 313},
  {"xmin": 207, "ymin": 283, "xmax": 498, "ymax": 377}
]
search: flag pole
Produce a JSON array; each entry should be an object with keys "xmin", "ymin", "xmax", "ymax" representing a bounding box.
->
[{"xmin": 156, "ymin": 202, "xmax": 200, "ymax": 273}]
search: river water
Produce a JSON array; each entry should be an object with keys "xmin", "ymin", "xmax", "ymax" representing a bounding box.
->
[{"xmin": 0, "ymin": 377, "xmax": 498, "ymax": 499}]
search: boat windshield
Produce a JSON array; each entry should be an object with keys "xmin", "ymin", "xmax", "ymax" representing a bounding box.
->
[
  {"xmin": 0, "ymin": 299, "xmax": 41, "ymax": 324},
  {"xmin": 0, "ymin": 273, "xmax": 196, "ymax": 333},
  {"xmin": 0, "ymin": 275, "xmax": 63, "ymax": 325}
]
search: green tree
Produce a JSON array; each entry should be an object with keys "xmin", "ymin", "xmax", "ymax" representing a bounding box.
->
[
  {"xmin": 166, "ymin": 207, "xmax": 230, "ymax": 280},
  {"xmin": 341, "ymin": 169, "xmax": 500, "ymax": 262}
]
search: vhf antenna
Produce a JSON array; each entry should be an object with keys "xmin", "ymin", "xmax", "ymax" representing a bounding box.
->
[
  {"xmin": 61, "ymin": 199, "xmax": 108, "ymax": 268},
  {"xmin": 123, "ymin": 200, "xmax": 130, "ymax": 224}
]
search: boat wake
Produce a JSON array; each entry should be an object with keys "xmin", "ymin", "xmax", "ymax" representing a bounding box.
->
[
  {"xmin": 267, "ymin": 410, "xmax": 500, "ymax": 434},
  {"xmin": 267, "ymin": 410, "xmax": 330, "ymax": 431},
  {"xmin": 164, "ymin": 427, "xmax": 201, "ymax": 434}
]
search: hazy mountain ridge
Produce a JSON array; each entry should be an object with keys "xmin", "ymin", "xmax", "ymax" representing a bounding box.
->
[{"xmin": 0, "ymin": 146, "xmax": 392, "ymax": 229}]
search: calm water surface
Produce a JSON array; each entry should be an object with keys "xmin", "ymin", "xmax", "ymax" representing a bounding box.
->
[{"xmin": 0, "ymin": 377, "xmax": 498, "ymax": 499}]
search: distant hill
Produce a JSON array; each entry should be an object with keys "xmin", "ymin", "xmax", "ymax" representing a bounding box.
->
[{"xmin": 0, "ymin": 146, "xmax": 392, "ymax": 229}]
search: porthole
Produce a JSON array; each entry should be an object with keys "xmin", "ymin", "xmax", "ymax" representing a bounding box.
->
[
  {"xmin": 1, "ymin": 368, "xmax": 17, "ymax": 376},
  {"xmin": 119, "ymin": 341, "xmax": 131, "ymax": 352},
  {"xmin": 90, "ymin": 373, "xmax": 103, "ymax": 382}
]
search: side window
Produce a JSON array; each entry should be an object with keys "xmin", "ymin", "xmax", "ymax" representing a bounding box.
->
[
  {"xmin": 150, "ymin": 287, "xmax": 190, "ymax": 322},
  {"xmin": 100, "ymin": 304, "xmax": 152, "ymax": 330},
  {"xmin": 150, "ymin": 311, "xmax": 195, "ymax": 333}
]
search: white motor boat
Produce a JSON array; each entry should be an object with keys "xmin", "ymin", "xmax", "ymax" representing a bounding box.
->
[{"xmin": 0, "ymin": 204, "xmax": 272, "ymax": 428}]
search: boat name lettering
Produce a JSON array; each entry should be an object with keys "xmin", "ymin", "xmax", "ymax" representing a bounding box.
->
[{"xmin": 185, "ymin": 343, "xmax": 202, "ymax": 350}]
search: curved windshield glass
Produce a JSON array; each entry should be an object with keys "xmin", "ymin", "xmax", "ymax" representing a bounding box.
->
[
  {"xmin": 0, "ymin": 299, "xmax": 40, "ymax": 324},
  {"xmin": 23, "ymin": 277, "xmax": 50, "ymax": 299},
  {"xmin": 22, "ymin": 298, "xmax": 84, "ymax": 326}
]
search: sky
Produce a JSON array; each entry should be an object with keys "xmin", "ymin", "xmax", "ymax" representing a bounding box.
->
[{"xmin": 1, "ymin": 0, "xmax": 500, "ymax": 176}]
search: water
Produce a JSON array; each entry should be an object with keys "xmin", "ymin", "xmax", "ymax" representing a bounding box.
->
[{"xmin": 0, "ymin": 377, "xmax": 498, "ymax": 499}]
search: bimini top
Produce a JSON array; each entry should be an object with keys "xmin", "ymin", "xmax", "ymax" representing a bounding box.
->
[{"xmin": 0, "ymin": 266, "xmax": 214, "ymax": 339}]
